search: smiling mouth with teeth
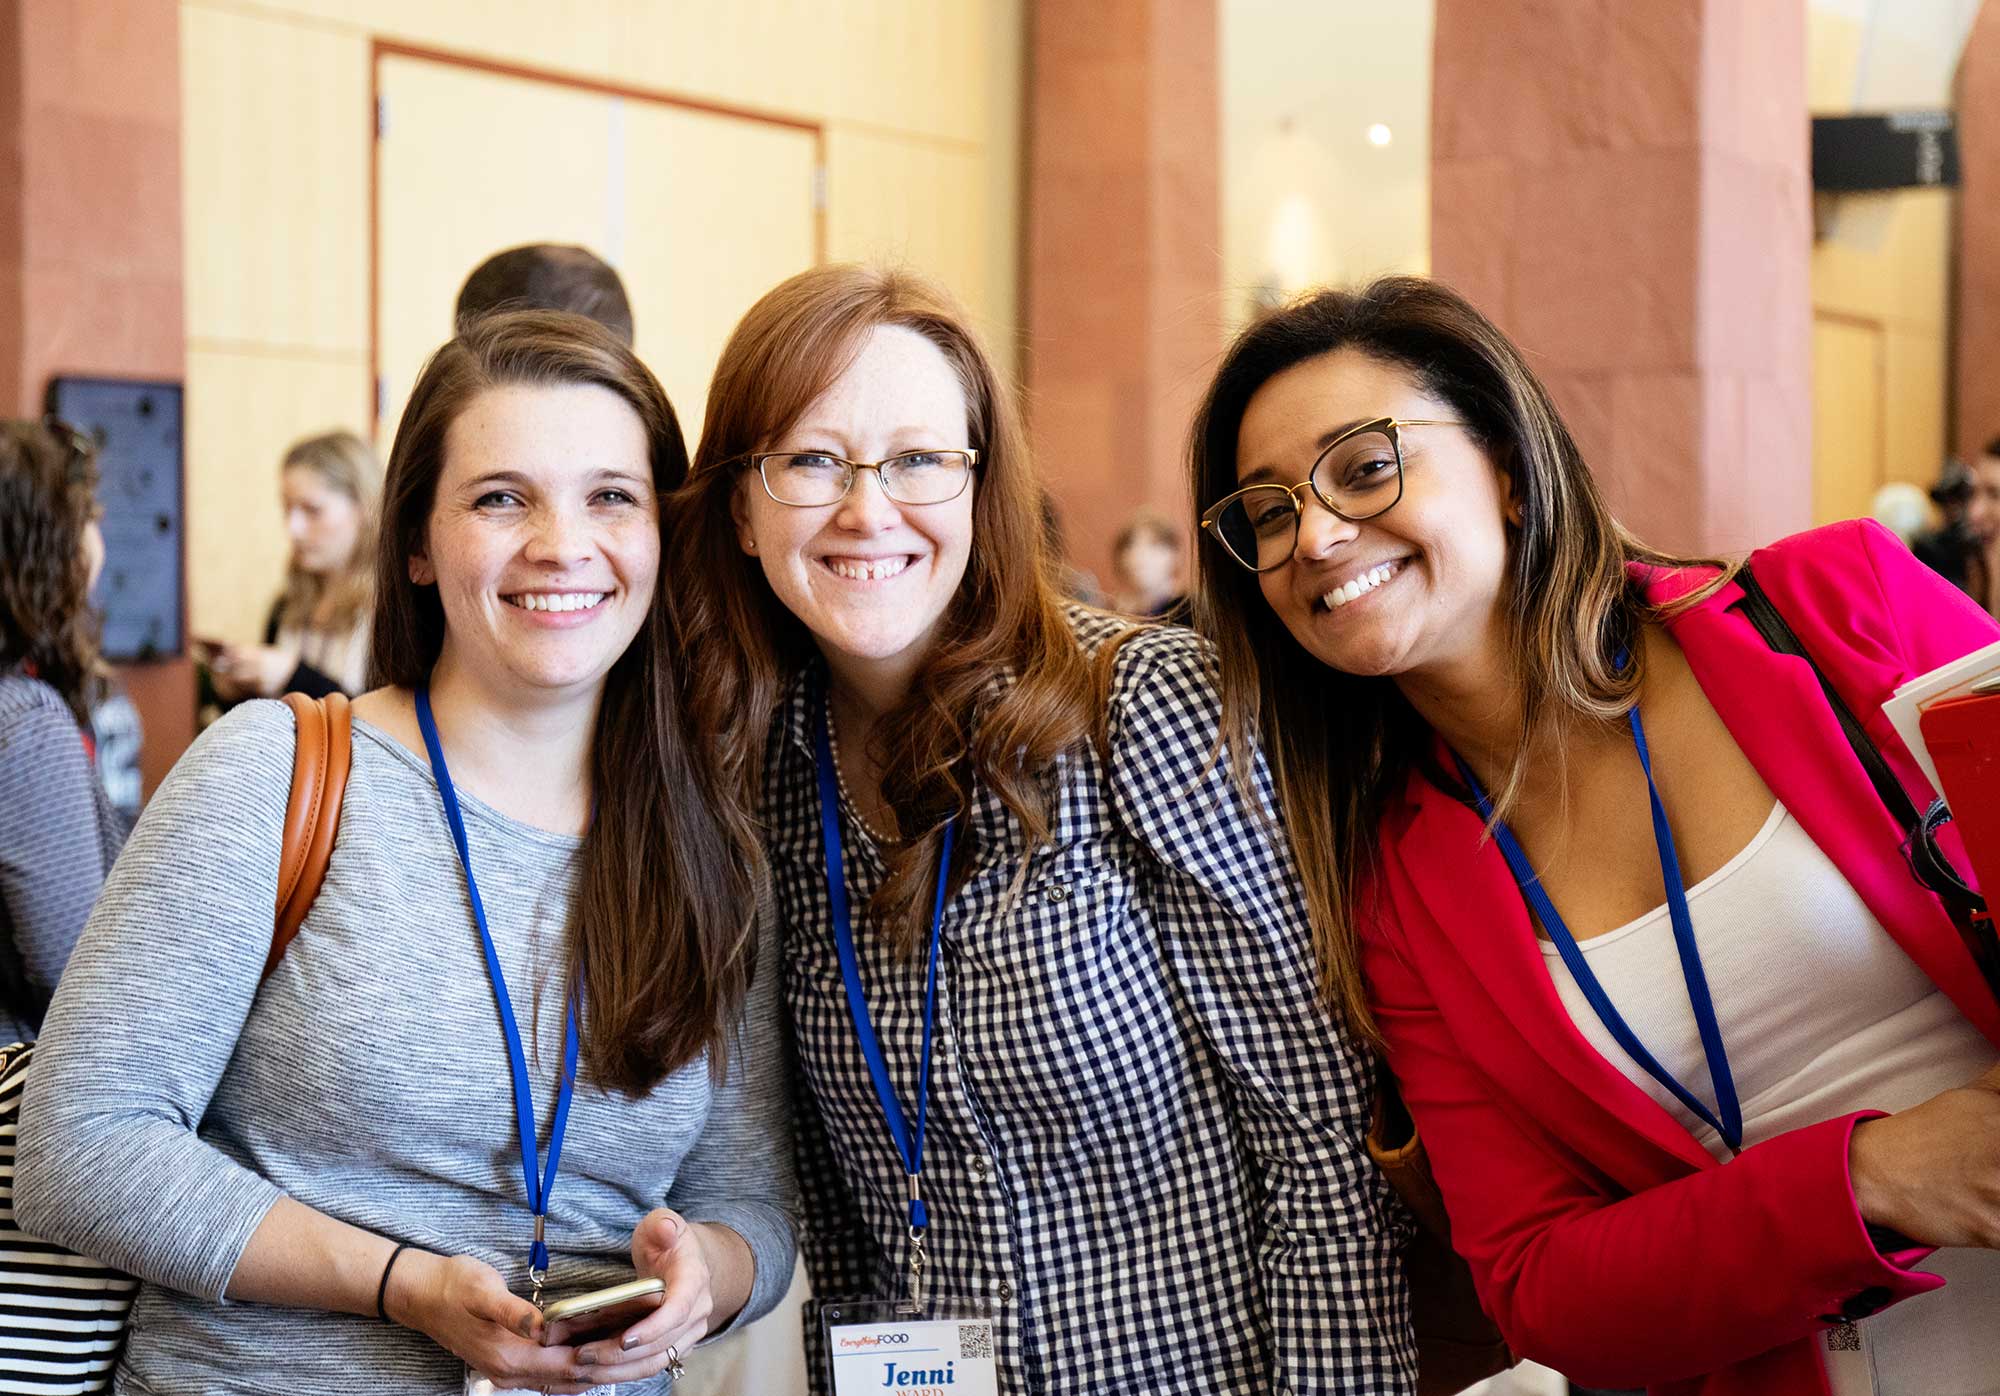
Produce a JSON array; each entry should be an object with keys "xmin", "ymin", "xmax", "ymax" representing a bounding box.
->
[
  {"xmin": 823, "ymin": 556, "xmax": 912, "ymax": 582},
  {"xmin": 1318, "ymin": 560, "xmax": 1403, "ymax": 611},
  {"xmin": 504, "ymin": 591, "xmax": 609, "ymax": 613}
]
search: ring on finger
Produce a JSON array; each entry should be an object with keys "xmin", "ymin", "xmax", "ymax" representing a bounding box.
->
[{"xmin": 666, "ymin": 1344, "xmax": 685, "ymax": 1380}]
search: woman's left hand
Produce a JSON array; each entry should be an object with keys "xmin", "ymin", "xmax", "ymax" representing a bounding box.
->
[
  {"xmin": 210, "ymin": 643, "xmax": 294, "ymax": 700},
  {"xmin": 570, "ymin": 1209, "xmax": 717, "ymax": 1376}
]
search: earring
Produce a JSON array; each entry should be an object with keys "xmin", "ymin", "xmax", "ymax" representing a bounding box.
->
[{"xmin": 746, "ymin": 539, "xmax": 757, "ymax": 552}]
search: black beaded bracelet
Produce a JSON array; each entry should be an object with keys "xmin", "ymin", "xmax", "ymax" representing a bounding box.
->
[{"xmin": 376, "ymin": 1243, "xmax": 412, "ymax": 1322}]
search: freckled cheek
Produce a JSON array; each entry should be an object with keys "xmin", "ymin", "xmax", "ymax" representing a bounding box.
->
[{"xmin": 427, "ymin": 530, "xmax": 511, "ymax": 604}]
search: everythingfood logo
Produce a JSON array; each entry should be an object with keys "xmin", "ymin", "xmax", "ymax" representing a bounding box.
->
[{"xmin": 837, "ymin": 1331, "xmax": 914, "ymax": 1350}]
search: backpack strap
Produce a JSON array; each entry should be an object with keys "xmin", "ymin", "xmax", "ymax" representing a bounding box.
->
[{"xmin": 269, "ymin": 692, "xmax": 351, "ymax": 979}]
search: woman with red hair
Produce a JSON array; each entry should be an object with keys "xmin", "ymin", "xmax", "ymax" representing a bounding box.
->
[{"xmin": 669, "ymin": 264, "xmax": 1413, "ymax": 1394}]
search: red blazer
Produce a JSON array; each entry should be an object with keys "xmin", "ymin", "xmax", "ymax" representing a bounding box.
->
[{"xmin": 1359, "ymin": 521, "xmax": 2000, "ymax": 1395}]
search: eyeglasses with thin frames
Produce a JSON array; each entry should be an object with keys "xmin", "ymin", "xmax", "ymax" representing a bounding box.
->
[
  {"xmin": 740, "ymin": 449, "xmax": 979, "ymax": 508},
  {"xmin": 1199, "ymin": 417, "xmax": 1462, "ymax": 573}
]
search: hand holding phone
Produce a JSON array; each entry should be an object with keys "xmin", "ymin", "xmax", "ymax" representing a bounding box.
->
[{"xmin": 538, "ymin": 1276, "xmax": 667, "ymax": 1347}]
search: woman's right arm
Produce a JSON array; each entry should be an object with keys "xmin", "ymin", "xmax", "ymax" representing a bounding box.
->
[
  {"xmin": 13, "ymin": 702, "xmax": 612, "ymax": 1392},
  {"xmin": 1359, "ymin": 907, "xmax": 1947, "ymax": 1390}
]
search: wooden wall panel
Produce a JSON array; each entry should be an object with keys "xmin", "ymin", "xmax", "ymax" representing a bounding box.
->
[
  {"xmin": 181, "ymin": 4, "xmax": 369, "ymax": 352},
  {"xmin": 620, "ymin": 103, "xmax": 819, "ymax": 446},
  {"xmin": 183, "ymin": 348, "xmax": 371, "ymax": 641},
  {"xmin": 1811, "ymin": 314, "xmax": 1885, "ymax": 526},
  {"xmin": 374, "ymin": 55, "xmax": 615, "ymax": 440},
  {"xmin": 229, "ymin": 0, "xmax": 619, "ymax": 75},
  {"xmin": 826, "ymin": 127, "xmax": 1001, "ymax": 335}
]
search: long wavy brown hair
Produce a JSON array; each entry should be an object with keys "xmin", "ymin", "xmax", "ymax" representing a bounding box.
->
[
  {"xmin": 371, "ymin": 310, "xmax": 752, "ymax": 1094},
  {"xmin": 0, "ymin": 421, "xmax": 104, "ymax": 728},
  {"xmin": 1189, "ymin": 277, "xmax": 1727, "ymax": 1046},
  {"xmin": 669, "ymin": 264, "xmax": 1096, "ymax": 946},
  {"xmin": 276, "ymin": 430, "xmax": 379, "ymax": 636}
]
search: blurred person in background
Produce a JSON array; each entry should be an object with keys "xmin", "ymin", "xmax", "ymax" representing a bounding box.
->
[
  {"xmin": 1110, "ymin": 507, "xmax": 1187, "ymax": 617},
  {"xmin": 1912, "ymin": 458, "xmax": 1982, "ymax": 597},
  {"xmin": 456, "ymin": 243, "xmax": 635, "ymax": 346},
  {"xmin": 87, "ymin": 683, "xmax": 145, "ymax": 823},
  {"xmin": 1970, "ymin": 445, "xmax": 2000, "ymax": 619},
  {"xmin": 207, "ymin": 430, "xmax": 380, "ymax": 703},
  {"xmin": 1868, "ymin": 482, "xmax": 1928, "ymax": 550},
  {"xmin": 0, "ymin": 420, "xmax": 128, "ymax": 1044}
]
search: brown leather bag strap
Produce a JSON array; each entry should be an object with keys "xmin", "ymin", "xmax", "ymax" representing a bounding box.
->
[{"xmin": 269, "ymin": 692, "xmax": 352, "ymax": 979}]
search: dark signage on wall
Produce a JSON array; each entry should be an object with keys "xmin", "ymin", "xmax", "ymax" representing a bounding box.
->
[
  {"xmin": 1811, "ymin": 111, "xmax": 1959, "ymax": 191},
  {"xmin": 44, "ymin": 376, "xmax": 185, "ymax": 663}
]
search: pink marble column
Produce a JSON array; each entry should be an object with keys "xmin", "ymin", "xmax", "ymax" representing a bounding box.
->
[
  {"xmin": 1431, "ymin": 0, "xmax": 1812, "ymax": 555},
  {"xmin": 1956, "ymin": 0, "xmax": 2000, "ymax": 456},
  {"xmin": 1024, "ymin": 0, "xmax": 1220, "ymax": 584},
  {"xmin": 0, "ymin": 0, "xmax": 191, "ymax": 794}
]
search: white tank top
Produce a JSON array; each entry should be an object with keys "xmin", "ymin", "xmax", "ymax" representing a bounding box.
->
[{"xmin": 1541, "ymin": 802, "xmax": 2000, "ymax": 1396}]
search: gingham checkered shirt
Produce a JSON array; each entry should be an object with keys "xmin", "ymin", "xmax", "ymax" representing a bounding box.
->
[{"xmin": 768, "ymin": 610, "xmax": 1415, "ymax": 1394}]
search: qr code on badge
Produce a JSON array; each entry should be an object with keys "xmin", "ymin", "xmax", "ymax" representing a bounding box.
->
[
  {"xmin": 1824, "ymin": 1322, "xmax": 1863, "ymax": 1352},
  {"xmin": 958, "ymin": 1322, "xmax": 994, "ymax": 1359}
]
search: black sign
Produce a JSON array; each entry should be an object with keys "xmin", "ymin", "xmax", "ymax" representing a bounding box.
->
[
  {"xmin": 44, "ymin": 376, "xmax": 185, "ymax": 663},
  {"xmin": 1812, "ymin": 112, "xmax": 1958, "ymax": 192}
]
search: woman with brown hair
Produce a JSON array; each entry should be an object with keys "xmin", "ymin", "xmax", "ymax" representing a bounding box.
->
[
  {"xmin": 207, "ymin": 429, "xmax": 380, "ymax": 701},
  {"xmin": 18, "ymin": 311, "xmax": 795, "ymax": 1394},
  {"xmin": 1188, "ymin": 276, "xmax": 2000, "ymax": 1395},
  {"xmin": 0, "ymin": 420, "xmax": 126, "ymax": 1045},
  {"xmin": 669, "ymin": 264, "xmax": 1411, "ymax": 1394}
]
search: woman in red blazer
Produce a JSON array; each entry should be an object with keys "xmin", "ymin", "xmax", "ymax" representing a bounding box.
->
[{"xmin": 1185, "ymin": 277, "xmax": 2000, "ymax": 1396}]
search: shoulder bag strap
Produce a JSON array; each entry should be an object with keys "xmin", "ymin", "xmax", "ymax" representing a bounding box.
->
[
  {"xmin": 1731, "ymin": 566, "xmax": 1926, "ymax": 830},
  {"xmin": 1731, "ymin": 564, "xmax": 1998, "ymax": 1000},
  {"xmin": 269, "ymin": 692, "xmax": 351, "ymax": 978}
]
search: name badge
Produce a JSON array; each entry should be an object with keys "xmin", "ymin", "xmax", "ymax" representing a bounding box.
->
[
  {"xmin": 1819, "ymin": 1320, "xmax": 1870, "ymax": 1392},
  {"xmin": 824, "ymin": 1302, "xmax": 998, "ymax": 1396},
  {"xmin": 465, "ymin": 1371, "xmax": 615, "ymax": 1396}
]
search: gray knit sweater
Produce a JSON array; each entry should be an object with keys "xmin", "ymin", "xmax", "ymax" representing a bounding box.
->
[
  {"xmin": 0, "ymin": 671, "xmax": 127, "ymax": 1044},
  {"xmin": 15, "ymin": 699, "xmax": 796, "ymax": 1395}
]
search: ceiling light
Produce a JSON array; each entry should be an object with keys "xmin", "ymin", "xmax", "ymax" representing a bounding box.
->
[{"xmin": 1367, "ymin": 123, "xmax": 1393, "ymax": 147}]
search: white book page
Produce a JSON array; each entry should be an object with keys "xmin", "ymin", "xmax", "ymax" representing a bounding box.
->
[{"xmin": 1883, "ymin": 640, "xmax": 2000, "ymax": 799}]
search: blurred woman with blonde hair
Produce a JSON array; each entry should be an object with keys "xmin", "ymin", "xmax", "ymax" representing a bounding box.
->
[{"xmin": 208, "ymin": 429, "xmax": 380, "ymax": 700}]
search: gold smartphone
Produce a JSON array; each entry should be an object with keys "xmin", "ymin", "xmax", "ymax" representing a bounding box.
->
[{"xmin": 539, "ymin": 1276, "xmax": 667, "ymax": 1347}]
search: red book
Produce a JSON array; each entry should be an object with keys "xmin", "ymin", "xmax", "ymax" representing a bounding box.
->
[{"xmin": 1921, "ymin": 691, "xmax": 2000, "ymax": 900}]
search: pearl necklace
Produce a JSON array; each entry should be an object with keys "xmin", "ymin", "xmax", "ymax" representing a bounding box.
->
[{"xmin": 825, "ymin": 702, "xmax": 896, "ymax": 845}]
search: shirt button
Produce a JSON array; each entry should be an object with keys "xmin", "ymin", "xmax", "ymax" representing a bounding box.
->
[
  {"xmin": 992, "ymin": 1278, "xmax": 1014, "ymax": 1303},
  {"xmin": 967, "ymin": 1156, "xmax": 990, "ymax": 1181},
  {"xmin": 1045, "ymin": 881, "xmax": 1070, "ymax": 904}
]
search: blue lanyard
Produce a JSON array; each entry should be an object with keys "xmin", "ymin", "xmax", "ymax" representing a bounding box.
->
[
  {"xmin": 1453, "ymin": 701, "xmax": 1745, "ymax": 1153},
  {"xmin": 813, "ymin": 694, "xmax": 955, "ymax": 1236},
  {"xmin": 416, "ymin": 684, "xmax": 581, "ymax": 1282}
]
